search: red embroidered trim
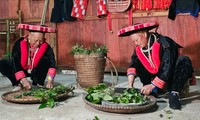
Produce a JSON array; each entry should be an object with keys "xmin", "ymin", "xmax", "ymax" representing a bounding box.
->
[
  {"xmin": 20, "ymin": 40, "xmax": 48, "ymax": 70},
  {"xmin": 18, "ymin": 24, "xmax": 56, "ymax": 33},
  {"xmin": 152, "ymin": 76, "xmax": 166, "ymax": 89},
  {"xmin": 15, "ymin": 71, "xmax": 26, "ymax": 81},
  {"xmin": 20, "ymin": 39, "xmax": 29, "ymax": 69},
  {"xmin": 127, "ymin": 68, "xmax": 136, "ymax": 75},
  {"xmin": 32, "ymin": 43, "xmax": 48, "ymax": 68},
  {"xmin": 136, "ymin": 41, "xmax": 161, "ymax": 74},
  {"xmin": 48, "ymin": 68, "xmax": 56, "ymax": 77}
]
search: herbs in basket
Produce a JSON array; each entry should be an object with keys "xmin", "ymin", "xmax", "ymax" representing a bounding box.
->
[
  {"xmin": 71, "ymin": 43, "xmax": 108, "ymax": 55},
  {"xmin": 85, "ymin": 83, "xmax": 148, "ymax": 106},
  {"xmin": 71, "ymin": 44, "xmax": 109, "ymax": 88},
  {"xmin": 14, "ymin": 85, "xmax": 74, "ymax": 109}
]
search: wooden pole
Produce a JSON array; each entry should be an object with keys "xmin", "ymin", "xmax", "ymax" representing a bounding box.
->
[
  {"xmin": 40, "ymin": 0, "xmax": 49, "ymax": 25},
  {"xmin": 48, "ymin": 0, "xmax": 57, "ymax": 64}
]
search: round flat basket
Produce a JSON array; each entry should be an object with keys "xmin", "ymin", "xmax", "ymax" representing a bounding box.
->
[
  {"xmin": 107, "ymin": 0, "xmax": 131, "ymax": 12},
  {"xmin": 1, "ymin": 91, "xmax": 70, "ymax": 104},
  {"xmin": 82, "ymin": 95, "xmax": 156, "ymax": 114}
]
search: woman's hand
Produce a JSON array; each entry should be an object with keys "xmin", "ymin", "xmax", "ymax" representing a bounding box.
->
[
  {"xmin": 46, "ymin": 79, "xmax": 54, "ymax": 89},
  {"xmin": 20, "ymin": 78, "xmax": 31, "ymax": 90},
  {"xmin": 141, "ymin": 84, "xmax": 155, "ymax": 95},
  {"xmin": 128, "ymin": 74, "xmax": 135, "ymax": 88}
]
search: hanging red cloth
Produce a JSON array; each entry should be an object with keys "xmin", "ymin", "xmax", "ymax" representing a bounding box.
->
[
  {"xmin": 96, "ymin": 0, "xmax": 107, "ymax": 17},
  {"xmin": 71, "ymin": 0, "xmax": 89, "ymax": 19}
]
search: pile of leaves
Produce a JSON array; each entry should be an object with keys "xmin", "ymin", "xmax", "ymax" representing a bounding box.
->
[
  {"xmin": 15, "ymin": 85, "xmax": 73, "ymax": 109},
  {"xmin": 71, "ymin": 44, "xmax": 108, "ymax": 55},
  {"xmin": 86, "ymin": 83, "xmax": 114, "ymax": 104},
  {"xmin": 85, "ymin": 83, "xmax": 146, "ymax": 105}
]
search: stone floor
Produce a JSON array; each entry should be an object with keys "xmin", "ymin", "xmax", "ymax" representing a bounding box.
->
[{"xmin": 0, "ymin": 72, "xmax": 200, "ymax": 120}]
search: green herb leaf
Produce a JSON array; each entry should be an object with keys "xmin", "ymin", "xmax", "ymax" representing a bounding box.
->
[
  {"xmin": 93, "ymin": 116, "xmax": 100, "ymax": 120},
  {"xmin": 103, "ymin": 94, "xmax": 113, "ymax": 101},
  {"xmin": 38, "ymin": 102, "xmax": 47, "ymax": 109}
]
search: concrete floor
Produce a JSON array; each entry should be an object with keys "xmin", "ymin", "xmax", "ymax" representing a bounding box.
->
[{"xmin": 0, "ymin": 72, "xmax": 200, "ymax": 120}]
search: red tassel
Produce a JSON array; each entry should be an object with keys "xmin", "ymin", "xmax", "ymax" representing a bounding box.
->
[{"xmin": 107, "ymin": 12, "xmax": 113, "ymax": 33}]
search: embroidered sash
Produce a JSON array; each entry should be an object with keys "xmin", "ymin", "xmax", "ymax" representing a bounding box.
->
[
  {"xmin": 20, "ymin": 39, "xmax": 48, "ymax": 70},
  {"xmin": 136, "ymin": 42, "xmax": 161, "ymax": 74}
]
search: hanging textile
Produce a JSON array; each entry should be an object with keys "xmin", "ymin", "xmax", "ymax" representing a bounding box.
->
[
  {"xmin": 71, "ymin": 0, "xmax": 89, "ymax": 19},
  {"xmin": 153, "ymin": 0, "xmax": 172, "ymax": 9},
  {"xmin": 96, "ymin": 0, "xmax": 107, "ymax": 17},
  {"xmin": 63, "ymin": 0, "xmax": 77, "ymax": 21},
  {"xmin": 142, "ymin": 0, "xmax": 153, "ymax": 10},
  {"xmin": 50, "ymin": 0, "xmax": 64, "ymax": 22},
  {"xmin": 132, "ymin": 0, "xmax": 172, "ymax": 10},
  {"xmin": 168, "ymin": 0, "xmax": 200, "ymax": 20},
  {"xmin": 50, "ymin": 0, "xmax": 76, "ymax": 22}
]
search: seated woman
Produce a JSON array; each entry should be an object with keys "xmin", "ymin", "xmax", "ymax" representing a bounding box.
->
[
  {"xmin": 0, "ymin": 24, "xmax": 56, "ymax": 91},
  {"xmin": 118, "ymin": 21, "xmax": 196, "ymax": 110}
]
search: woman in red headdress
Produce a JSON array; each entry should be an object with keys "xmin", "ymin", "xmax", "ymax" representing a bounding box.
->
[
  {"xmin": 0, "ymin": 24, "xmax": 56, "ymax": 91},
  {"xmin": 118, "ymin": 21, "xmax": 196, "ymax": 110}
]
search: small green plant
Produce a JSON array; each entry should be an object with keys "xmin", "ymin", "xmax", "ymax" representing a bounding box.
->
[
  {"xmin": 71, "ymin": 43, "xmax": 108, "ymax": 55},
  {"xmin": 93, "ymin": 116, "xmax": 100, "ymax": 120}
]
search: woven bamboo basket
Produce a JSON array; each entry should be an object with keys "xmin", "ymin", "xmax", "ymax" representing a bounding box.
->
[
  {"xmin": 74, "ymin": 53, "xmax": 106, "ymax": 88},
  {"xmin": 80, "ymin": 57, "xmax": 157, "ymax": 113},
  {"xmin": 107, "ymin": 0, "xmax": 131, "ymax": 12},
  {"xmin": 1, "ymin": 90, "xmax": 70, "ymax": 104},
  {"xmin": 82, "ymin": 94, "xmax": 156, "ymax": 114}
]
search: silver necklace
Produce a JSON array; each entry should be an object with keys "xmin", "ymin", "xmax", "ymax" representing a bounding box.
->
[{"xmin": 140, "ymin": 33, "xmax": 157, "ymax": 68}]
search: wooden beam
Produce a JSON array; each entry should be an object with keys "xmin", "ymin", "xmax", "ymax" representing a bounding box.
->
[
  {"xmin": 83, "ymin": 10, "xmax": 193, "ymax": 21},
  {"xmin": 22, "ymin": 18, "xmax": 41, "ymax": 23}
]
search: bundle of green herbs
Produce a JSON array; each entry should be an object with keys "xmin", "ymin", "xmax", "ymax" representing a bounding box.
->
[
  {"xmin": 85, "ymin": 83, "xmax": 147, "ymax": 105},
  {"xmin": 71, "ymin": 44, "xmax": 108, "ymax": 55},
  {"xmin": 14, "ymin": 85, "xmax": 73, "ymax": 109}
]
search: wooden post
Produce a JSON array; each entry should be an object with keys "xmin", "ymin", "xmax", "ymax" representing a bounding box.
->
[
  {"xmin": 48, "ymin": 0, "xmax": 57, "ymax": 64},
  {"xmin": 6, "ymin": 19, "xmax": 10, "ymax": 57},
  {"xmin": 40, "ymin": 0, "xmax": 49, "ymax": 25}
]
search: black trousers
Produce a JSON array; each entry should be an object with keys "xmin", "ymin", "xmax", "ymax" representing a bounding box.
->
[
  {"xmin": 0, "ymin": 58, "xmax": 50, "ymax": 86},
  {"xmin": 135, "ymin": 56, "xmax": 194, "ymax": 92}
]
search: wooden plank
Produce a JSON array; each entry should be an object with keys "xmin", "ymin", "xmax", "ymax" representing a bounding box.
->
[
  {"xmin": 23, "ymin": 18, "xmax": 41, "ymax": 23},
  {"xmin": 105, "ymin": 19, "xmax": 120, "ymax": 70},
  {"xmin": 118, "ymin": 18, "xmax": 133, "ymax": 70},
  {"xmin": 0, "ymin": 0, "xmax": 8, "ymax": 18},
  {"xmin": 92, "ymin": 20, "xmax": 106, "ymax": 45}
]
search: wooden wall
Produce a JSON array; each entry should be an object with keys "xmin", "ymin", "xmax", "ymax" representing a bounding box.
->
[{"xmin": 1, "ymin": 0, "xmax": 200, "ymax": 74}]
